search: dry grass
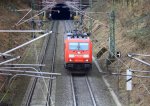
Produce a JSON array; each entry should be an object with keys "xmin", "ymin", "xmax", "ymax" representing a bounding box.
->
[
  {"xmin": 83, "ymin": 0, "xmax": 150, "ymax": 105},
  {"xmin": 0, "ymin": 1, "xmax": 33, "ymax": 105}
]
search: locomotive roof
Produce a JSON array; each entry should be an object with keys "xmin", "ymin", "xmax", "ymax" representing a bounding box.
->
[
  {"xmin": 65, "ymin": 30, "xmax": 88, "ymax": 38},
  {"xmin": 65, "ymin": 37, "xmax": 91, "ymax": 42}
]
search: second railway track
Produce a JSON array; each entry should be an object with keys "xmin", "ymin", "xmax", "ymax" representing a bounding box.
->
[
  {"xmin": 46, "ymin": 20, "xmax": 58, "ymax": 106},
  {"xmin": 24, "ymin": 21, "xmax": 59, "ymax": 106}
]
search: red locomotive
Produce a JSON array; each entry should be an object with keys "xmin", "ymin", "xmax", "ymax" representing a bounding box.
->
[{"xmin": 64, "ymin": 31, "xmax": 92, "ymax": 70}]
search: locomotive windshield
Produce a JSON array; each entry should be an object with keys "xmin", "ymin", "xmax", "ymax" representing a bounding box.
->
[{"xmin": 69, "ymin": 42, "xmax": 89, "ymax": 50}]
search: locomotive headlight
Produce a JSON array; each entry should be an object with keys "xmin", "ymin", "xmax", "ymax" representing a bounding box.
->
[
  {"xmin": 69, "ymin": 54, "xmax": 75, "ymax": 58},
  {"xmin": 85, "ymin": 59, "xmax": 89, "ymax": 62},
  {"xmin": 83, "ymin": 54, "xmax": 89, "ymax": 58}
]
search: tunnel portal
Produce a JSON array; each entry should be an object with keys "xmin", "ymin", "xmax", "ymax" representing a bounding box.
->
[{"xmin": 48, "ymin": 3, "xmax": 72, "ymax": 20}]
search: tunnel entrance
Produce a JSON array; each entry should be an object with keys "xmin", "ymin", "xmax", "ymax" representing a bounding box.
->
[{"xmin": 50, "ymin": 3, "xmax": 71, "ymax": 20}]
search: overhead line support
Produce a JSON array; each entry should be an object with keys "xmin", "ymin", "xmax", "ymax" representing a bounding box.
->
[
  {"xmin": 89, "ymin": 0, "xmax": 93, "ymax": 34},
  {"xmin": 0, "ymin": 30, "xmax": 45, "ymax": 33},
  {"xmin": 108, "ymin": 10, "xmax": 116, "ymax": 59},
  {"xmin": 106, "ymin": 0, "xmax": 116, "ymax": 65},
  {"xmin": 0, "ymin": 31, "xmax": 52, "ymax": 57}
]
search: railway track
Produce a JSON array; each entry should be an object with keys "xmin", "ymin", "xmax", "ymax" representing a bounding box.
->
[
  {"xmin": 71, "ymin": 74, "xmax": 97, "ymax": 106},
  {"xmin": 64, "ymin": 20, "xmax": 74, "ymax": 32},
  {"xmin": 46, "ymin": 20, "xmax": 58, "ymax": 106},
  {"xmin": 46, "ymin": 20, "xmax": 116, "ymax": 106},
  {"xmin": 65, "ymin": 20, "xmax": 97, "ymax": 106},
  {"xmin": 64, "ymin": 20, "xmax": 110, "ymax": 106},
  {"xmin": 24, "ymin": 21, "xmax": 59, "ymax": 106}
]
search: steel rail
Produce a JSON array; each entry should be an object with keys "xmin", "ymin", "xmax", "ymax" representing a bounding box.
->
[
  {"xmin": 70, "ymin": 75, "xmax": 77, "ymax": 106},
  {"xmin": 71, "ymin": 75, "xmax": 97, "ymax": 106},
  {"xmin": 25, "ymin": 22, "xmax": 54, "ymax": 106},
  {"xmin": 85, "ymin": 77, "xmax": 97, "ymax": 106},
  {"xmin": 39, "ymin": 21, "xmax": 55, "ymax": 106},
  {"xmin": 25, "ymin": 21, "xmax": 56, "ymax": 106},
  {"xmin": 25, "ymin": 76, "xmax": 37, "ymax": 106},
  {"xmin": 46, "ymin": 21, "xmax": 59, "ymax": 106}
]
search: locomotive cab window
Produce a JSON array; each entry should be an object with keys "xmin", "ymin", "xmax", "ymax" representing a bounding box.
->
[{"xmin": 69, "ymin": 42, "xmax": 89, "ymax": 50}]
